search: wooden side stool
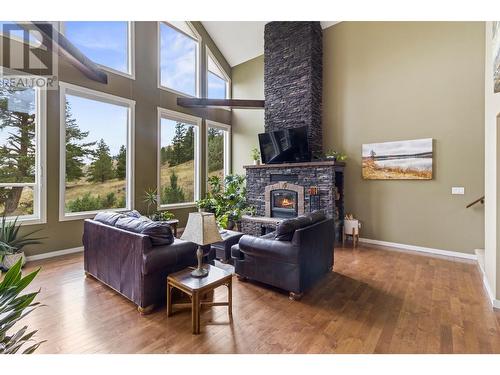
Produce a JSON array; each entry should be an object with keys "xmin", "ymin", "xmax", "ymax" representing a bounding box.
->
[{"xmin": 343, "ymin": 219, "xmax": 360, "ymax": 248}]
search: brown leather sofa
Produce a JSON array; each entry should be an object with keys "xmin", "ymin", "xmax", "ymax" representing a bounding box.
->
[
  {"xmin": 83, "ymin": 212, "xmax": 199, "ymax": 313},
  {"xmin": 231, "ymin": 212, "xmax": 335, "ymax": 300}
]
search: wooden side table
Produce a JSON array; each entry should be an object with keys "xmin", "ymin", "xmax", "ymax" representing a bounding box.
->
[
  {"xmin": 166, "ymin": 219, "xmax": 179, "ymax": 237},
  {"xmin": 166, "ymin": 265, "xmax": 232, "ymax": 334}
]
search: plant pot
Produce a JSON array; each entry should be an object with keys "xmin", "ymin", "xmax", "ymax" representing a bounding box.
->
[
  {"xmin": 226, "ymin": 220, "xmax": 236, "ymax": 230},
  {"xmin": 198, "ymin": 208, "xmax": 206, "ymax": 213},
  {"xmin": 253, "ymin": 159, "xmax": 260, "ymax": 166},
  {"xmin": 1, "ymin": 252, "xmax": 26, "ymax": 270}
]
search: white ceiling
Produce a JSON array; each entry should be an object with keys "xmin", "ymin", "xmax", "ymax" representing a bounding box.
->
[{"xmin": 202, "ymin": 21, "xmax": 339, "ymax": 67}]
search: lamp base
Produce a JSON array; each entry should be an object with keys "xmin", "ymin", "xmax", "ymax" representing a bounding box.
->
[{"xmin": 191, "ymin": 267, "xmax": 209, "ymax": 278}]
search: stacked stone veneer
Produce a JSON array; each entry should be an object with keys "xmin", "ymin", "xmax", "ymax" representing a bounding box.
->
[
  {"xmin": 242, "ymin": 163, "xmax": 339, "ymax": 236},
  {"xmin": 264, "ymin": 21, "xmax": 323, "ymax": 156}
]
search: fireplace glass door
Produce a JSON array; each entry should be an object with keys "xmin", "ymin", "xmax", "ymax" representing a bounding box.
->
[{"xmin": 271, "ymin": 189, "xmax": 298, "ymax": 218}]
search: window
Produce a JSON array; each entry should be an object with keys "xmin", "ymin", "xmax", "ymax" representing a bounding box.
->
[
  {"xmin": 59, "ymin": 82, "xmax": 134, "ymax": 220},
  {"xmin": 207, "ymin": 49, "xmax": 230, "ymax": 99},
  {"xmin": 158, "ymin": 108, "xmax": 201, "ymax": 208},
  {"xmin": 159, "ymin": 22, "xmax": 199, "ymax": 96},
  {"xmin": 206, "ymin": 121, "xmax": 230, "ymax": 189},
  {"xmin": 0, "ymin": 80, "xmax": 45, "ymax": 223},
  {"xmin": 62, "ymin": 22, "xmax": 134, "ymax": 77}
]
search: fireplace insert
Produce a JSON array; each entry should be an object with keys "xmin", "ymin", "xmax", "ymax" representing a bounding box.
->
[{"xmin": 271, "ymin": 189, "xmax": 298, "ymax": 218}]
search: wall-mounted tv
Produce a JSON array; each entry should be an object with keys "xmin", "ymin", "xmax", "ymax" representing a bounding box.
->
[{"xmin": 258, "ymin": 126, "xmax": 311, "ymax": 164}]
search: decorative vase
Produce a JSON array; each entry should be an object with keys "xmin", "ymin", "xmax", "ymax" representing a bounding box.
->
[
  {"xmin": 253, "ymin": 159, "xmax": 260, "ymax": 166},
  {"xmin": 1, "ymin": 252, "xmax": 26, "ymax": 270},
  {"xmin": 226, "ymin": 220, "xmax": 236, "ymax": 230}
]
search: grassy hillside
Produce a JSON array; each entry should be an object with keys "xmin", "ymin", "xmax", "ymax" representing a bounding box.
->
[{"xmin": 65, "ymin": 178, "xmax": 126, "ymax": 210}]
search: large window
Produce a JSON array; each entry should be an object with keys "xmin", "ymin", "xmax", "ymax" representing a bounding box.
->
[
  {"xmin": 0, "ymin": 81, "xmax": 45, "ymax": 223},
  {"xmin": 207, "ymin": 49, "xmax": 229, "ymax": 99},
  {"xmin": 62, "ymin": 22, "xmax": 134, "ymax": 77},
  {"xmin": 159, "ymin": 22, "xmax": 199, "ymax": 97},
  {"xmin": 59, "ymin": 83, "xmax": 134, "ymax": 220},
  {"xmin": 158, "ymin": 108, "xmax": 201, "ymax": 208},
  {"xmin": 206, "ymin": 121, "xmax": 230, "ymax": 188}
]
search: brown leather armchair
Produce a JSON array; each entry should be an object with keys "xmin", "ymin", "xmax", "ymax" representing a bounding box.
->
[{"xmin": 231, "ymin": 214, "xmax": 335, "ymax": 300}]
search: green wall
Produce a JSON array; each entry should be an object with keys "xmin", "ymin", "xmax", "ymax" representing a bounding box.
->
[
  {"xmin": 231, "ymin": 22, "xmax": 485, "ymax": 254},
  {"xmin": 2, "ymin": 21, "xmax": 231, "ymax": 257}
]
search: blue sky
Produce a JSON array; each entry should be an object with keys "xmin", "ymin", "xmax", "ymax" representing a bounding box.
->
[
  {"xmin": 160, "ymin": 23, "xmax": 197, "ymax": 96},
  {"xmin": 208, "ymin": 72, "xmax": 226, "ymax": 99},
  {"xmin": 66, "ymin": 94, "xmax": 128, "ymax": 163},
  {"xmin": 64, "ymin": 22, "xmax": 129, "ymax": 73}
]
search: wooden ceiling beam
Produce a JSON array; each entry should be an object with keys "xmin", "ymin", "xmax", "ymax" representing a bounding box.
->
[
  {"xmin": 177, "ymin": 98, "xmax": 265, "ymax": 109},
  {"xmin": 19, "ymin": 22, "xmax": 108, "ymax": 84}
]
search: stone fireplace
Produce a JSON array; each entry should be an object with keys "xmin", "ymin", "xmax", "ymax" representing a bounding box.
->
[{"xmin": 240, "ymin": 21, "xmax": 345, "ymax": 240}]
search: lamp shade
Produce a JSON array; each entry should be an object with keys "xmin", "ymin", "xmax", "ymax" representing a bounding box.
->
[{"xmin": 180, "ymin": 212, "xmax": 223, "ymax": 245}]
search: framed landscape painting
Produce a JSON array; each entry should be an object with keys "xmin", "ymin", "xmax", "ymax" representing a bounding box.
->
[
  {"xmin": 493, "ymin": 21, "xmax": 500, "ymax": 93},
  {"xmin": 362, "ymin": 138, "xmax": 433, "ymax": 180}
]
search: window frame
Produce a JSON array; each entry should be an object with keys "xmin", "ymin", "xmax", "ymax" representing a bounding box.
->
[
  {"xmin": 58, "ymin": 21, "xmax": 136, "ymax": 80},
  {"xmin": 0, "ymin": 77, "xmax": 47, "ymax": 225},
  {"xmin": 157, "ymin": 21, "xmax": 201, "ymax": 98},
  {"xmin": 206, "ymin": 47, "xmax": 231, "ymax": 100},
  {"xmin": 58, "ymin": 81, "xmax": 135, "ymax": 222},
  {"xmin": 205, "ymin": 120, "xmax": 231, "ymax": 190},
  {"xmin": 157, "ymin": 107, "xmax": 201, "ymax": 210}
]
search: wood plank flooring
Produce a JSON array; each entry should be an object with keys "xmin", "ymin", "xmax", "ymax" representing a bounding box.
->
[{"xmin": 20, "ymin": 244, "xmax": 500, "ymax": 353}]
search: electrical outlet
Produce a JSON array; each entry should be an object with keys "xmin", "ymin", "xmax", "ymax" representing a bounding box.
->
[{"xmin": 451, "ymin": 187, "xmax": 465, "ymax": 195}]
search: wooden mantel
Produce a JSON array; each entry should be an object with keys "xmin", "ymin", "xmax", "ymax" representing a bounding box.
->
[{"xmin": 244, "ymin": 160, "xmax": 346, "ymax": 170}]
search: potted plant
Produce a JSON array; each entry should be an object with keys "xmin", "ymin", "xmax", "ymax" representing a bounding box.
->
[
  {"xmin": 0, "ymin": 258, "xmax": 45, "ymax": 353},
  {"xmin": 324, "ymin": 149, "xmax": 348, "ymax": 162},
  {"xmin": 196, "ymin": 175, "xmax": 250, "ymax": 230},
  {"xmin": 0, "ymin": 215, "xmax": 45, "ymax": 271},
  {"xmin": 251, "ymin": 147, "xmax": 261, "ymax": 165},
  {"xmin": 143, "ymin": 188, "xmax": 175, "ymax": 221}
]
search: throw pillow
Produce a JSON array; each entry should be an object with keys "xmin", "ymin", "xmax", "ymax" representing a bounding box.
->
[
  {"xmin": 93, "ymin": 212, "xmax": 125, "ymax": 226},
  {"xmin": 275, "ymin": 218, "xmax": 299, "ymax": 241}
]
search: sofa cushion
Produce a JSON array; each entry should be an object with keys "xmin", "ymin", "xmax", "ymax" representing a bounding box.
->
[
  {"xmin": 93, "ymin": 212, "xmax": 125, "ymax": 226},
  {"xmin": 125, "ymin": 210, "xmax": 142, "ymax": 218},
  {"xmin": 308, "ymin": 210, "xmax": 326, "ymax": 224},
  {"xmin": 275, "ymin": 218, "xmax": 299, "ymax": 241},
  {"xmin": 116, "ymin": 216, "xmax": 174, "ymax": 246}
]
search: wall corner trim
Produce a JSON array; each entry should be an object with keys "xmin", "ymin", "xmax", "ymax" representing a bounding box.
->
[
  {"xmin": 26, "ymin": 246, "xmax": 84, "ymax": 262},
  {"xmin": 358, "ymin": 238, "xmax": 478, "ymax": 260}
]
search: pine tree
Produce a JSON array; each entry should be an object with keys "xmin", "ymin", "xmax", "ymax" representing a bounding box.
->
[
  {"xmin": 88, "ymin": 139, "xmax": 114, "ymax": 183},
  {"xmin": 115, "ymin": 145, "xmax": 126, "ymax": 180},
  {"xmin": 171, "ymin": 122, "xmax": 186, "ymax": 166},
  {"xmin": 161, "ymin": 171, "xmax": 186, "ymax": 204},
  {"xmin": 0, "ymin": 86, "xmax": 36, "ymax": 214},
  {"xmin": 65, "ymin": 100, "xmax": 96, "ymax": 181},
  {"xmin": 207, "ymin": 127, "xmax": 224, "ymax": 173}
]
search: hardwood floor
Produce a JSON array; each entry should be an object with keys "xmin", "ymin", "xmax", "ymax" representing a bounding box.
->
[{"xmin": 21, "ymin": 244, "xmax": 500, "ymax": 354}]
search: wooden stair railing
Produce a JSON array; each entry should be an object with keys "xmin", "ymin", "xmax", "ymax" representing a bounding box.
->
[{"xmin": 466, "ymin": 196, "xmax": 484, "ymax": 208}]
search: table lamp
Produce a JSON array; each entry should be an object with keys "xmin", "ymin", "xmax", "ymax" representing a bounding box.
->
[{"xmin": 181, "ymin": 212, "xmax": 222, "ymax": 278}]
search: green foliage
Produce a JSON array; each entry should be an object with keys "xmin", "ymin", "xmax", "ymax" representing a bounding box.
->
[
  {"xmin": 115, "ymin": 145, "xmax": 127, "ymax": 180},
  {"xmin": 0, "ymin": 86, "xmax": 36, "ymax": 215},
  {"xmin": 196, "ymin": 174, "xmax": 249, "ymax": 229},
  {"xmin": 160, "ymin": 122, "xmax": 195, "ymax": 167},
  {"xmin": 207, "ymin": 127, "xmax": 224, "ymax": 173},
  {"xmin": 324, "ymin": 149, "xmax": 348, "ymax": 161},
  {"xmin": 88, "ymin": 139, "xmax": 114, "ymax": 183},
  {"xmin": 0, "ymin": 215, "xmax": 44, "ymax": 256},
  {"xmin": 66, "ymin": 192, "xmax": 123, "ymax": 213},
  {"xmin": 143, "ymin": 188, "xmax": 175, "ymax": 221},
  {"xmin": 251, "ymin": 148, "xmax": 260, "ymax": 161},
  {"xmin": 0, "ymin": 258, "xmax": 45, "ymax": 354},
  {"xmin": 161, "ymin": 171, "xmax": 186, "ymax": 204},
  {"xmin": 65, "ymin": 100, "xmax": 96, "ymax": 182}
]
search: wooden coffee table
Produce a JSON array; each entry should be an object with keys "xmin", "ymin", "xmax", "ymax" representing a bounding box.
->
[{"xmin": 166, "ymin": 265, "xmax": 232, "ymax": 334}]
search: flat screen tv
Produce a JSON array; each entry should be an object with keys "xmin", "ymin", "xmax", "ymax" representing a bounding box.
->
[{"xmin": 258, "ymin": 126, "xmax": 311, "ymax": 164}]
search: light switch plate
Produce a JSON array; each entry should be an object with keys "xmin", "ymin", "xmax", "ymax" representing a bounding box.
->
[{"xmin": 452, "ymin": 187, "xmax": 465, "ymax": 195}]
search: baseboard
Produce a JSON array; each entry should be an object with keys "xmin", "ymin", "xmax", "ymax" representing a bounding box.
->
[
  {"xmin": 472, "ymin": 252, "xmax": 500, "ymax": 309},
  {"xmin": 358, "ymin": 238, "xmax": 477, "ymax": 261},
  {"xmin": 26, "ymin": 246, "xmax": 84, "ymax": 262}
]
